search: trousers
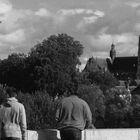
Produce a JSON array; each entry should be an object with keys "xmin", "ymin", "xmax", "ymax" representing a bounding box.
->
[
  {"xmin": 60, "ymin": 127, "xmax": 81, "ymax": 140},
  {"xmin": 1, "ymin": 137, "xmax": 20, "ymax": 140}
]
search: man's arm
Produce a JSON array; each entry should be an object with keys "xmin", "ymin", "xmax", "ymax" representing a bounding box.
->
[
  {"xmin": 19, "ymin": 104, "xmax": 27, "ymax": 140},
  {"xmin": 0, "ymin": 107, "xmax": 2, "ymax": 139},
  {"xmin": 84, "ymin": 102, "xmax": 95, "ymax": 129},
  {"xmin": 55, "ymin": 101, "xmax": 62, "ymax": 122}
]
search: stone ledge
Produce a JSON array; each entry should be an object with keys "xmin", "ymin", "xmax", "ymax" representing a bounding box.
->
[{"xmin": 27, "ymin": 128, "xmax": 140, "ymax": 140}]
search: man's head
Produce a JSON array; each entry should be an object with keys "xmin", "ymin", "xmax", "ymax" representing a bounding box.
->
[{"xmin": 6, "ymin": 87, "xmax": 17, "ymax": 98}]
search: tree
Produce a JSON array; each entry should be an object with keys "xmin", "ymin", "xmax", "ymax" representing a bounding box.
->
[
  {"xmin": 28, "ymin": 33, "xmax": 83, "ymax": 96},
  {"xmin": 82, "ymin": 57, "xmax": 118, "ymax": 92},
  {"xmin": 0, "ymin": 53, "xmax": 27, "ymax": 91},
  {"xmin": 105, "ymin": 88, "xmax": 133, "ymax": 128},
  {"xmin": 78, "ymin": 84, "xmax": 106, "ymax": 127}
]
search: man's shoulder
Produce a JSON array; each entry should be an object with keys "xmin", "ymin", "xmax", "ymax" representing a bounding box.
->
[
  {"xmin": 13, "ymin": 101, "xmax": 25, "ymax": 109},
  {"xmin": 60, "ymin": 96, "xmax": 88, "ymax": 105},
  {"xmin": 71, "ymin": 96, "xmax": 88, "ymax": 105},
  {"xmin": 78, "ymin": 98, "xmax": 89, "ymax": 106},
  {"xmin": 60, "ymin": 97, "xmax": 70, "ymax": 103}
]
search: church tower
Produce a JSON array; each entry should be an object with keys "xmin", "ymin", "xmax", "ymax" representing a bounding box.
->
[
  {"xmin": 110, "ymin": 43, "xmax": 116, "ymax": 62},
  {"xmin": 137, "ymin": 36, "xmax": 140, "ymax": 79}
]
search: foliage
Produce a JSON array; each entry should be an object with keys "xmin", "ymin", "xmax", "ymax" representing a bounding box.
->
[
  {"xmin": 78, "ymin": 84, "xmax": 106, "ymax": 127},
  {"xmin": 0, "ymin": 53, "xmax": 29, "ymax": 91},
  {"xmin": 104, "ymin": 88, "xmax": 133, "ymax": 128},
  {"xmin": 0, "ymin": 32, "xmax": 139, "ymax": 129},
  {"xmin": 0, "ymin": 34, "xmax": 83, "ymax": 96},
  {"xmin": 28, "ymin": 33, "xmax": 83, "ymax": 96},
  {"xmin": 17, "ymin": 91, "xmax": 57, "ymax": 130},
  {"xmin": 0, "ymin": 84, "xmax": 7, "ymax": 104},
  {"xmin": 80, "ymin": 70, "xmax": 119, "ymax": 92},
  {"xmin": 130, "ymin": 94, "xmax": 140, "ymax": 127}
]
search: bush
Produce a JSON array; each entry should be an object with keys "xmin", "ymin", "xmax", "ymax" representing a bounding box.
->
[
  {"xmin": 104, "ymin": 88, "xmax": 133, "ymax": 128},
  {"xmin": 17, "ymin": 91, "xmax": 57, "ymax": 130},
  {"xmin": 0, "ymin": 84, "xmax": 7, "ymax": 104},
  {"xmin": 78, "ymin": 84, "xmax": 106, "ymax": 128},
  {"xmin": 0, "ymin": 86, "xmax": 57, "ymax": 130}
]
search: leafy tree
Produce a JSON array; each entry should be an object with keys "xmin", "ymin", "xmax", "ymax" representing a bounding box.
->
[
  {"xmin": 0, "ymin": 34, "xmax": 83, "ymax": 94},
  {"xmin": 80, "ymin": 69, "xmax": 118, "ymax": 92},
  {"xmin": 81, "ymin": 57, "xmax": 118, "ymax": 92},
  {"xmin": 28, "ymin": 33, "xmax": 83, "ymax": 96},
  {"xmin": 17, "ymin": 91, "xmax": 56, "ymax": 130},
  {"xmin": 130, "ymin": 95, "xmax": 140, "ymax": 127},
  {"xmin": 105, "ymin": 88, "xmax": 133, "ymax": 128},
  {"xmin": 0, "ymin": 53, "xmax": 27, "ymax": 91},
  {"xmin": 78, "ymin": 84, "xmax": 106, "ymax": 128}
]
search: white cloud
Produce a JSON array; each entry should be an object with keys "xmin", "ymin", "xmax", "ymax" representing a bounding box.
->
[
  {"xmin": 114, "ymin": 33, "xmax": 136, "ymax": 44},
  {"xmin": 0, "ymin": 0, "xmax": 12, "ymax": 14},
  {"xmin": 94, "ymin": 10, "xmax": 105, "ymax": 17},
  {"xmin": 116, "ymin": 43, "xmax": 138, "ymax": 56},
  {"xmin": 126, "ymin": 2, "xmax": 140, "ymax": 8},
  {"xmin": 0, "ymin": 29, "xmax": 25, "ymax": 44},
  {"xmin": 53, "ymin": 14, "xmax": 66, "ymax": 25},
  {"xmin": 88, "ymin": 34, "xmax": 112, "ymax": 48},
  {"xmin": 35, "ymin": 8, "xmax": 51, "ymax": 17},
  {"xmin": 92, "ymin": 51, "xmax": 109, "ymax": 58},
  {"xmin": 57, "ymin": 8, "xmax": 95, "ymax": 16},
  {"xmin": 83, "ymin": 33, "xmax": 137, "ymax": 59},
  {"xmin": 83, "ymin": 16, "xmax": 98, "ymax": 24},
  {"xmin": 134, "ymin": 23, "xmax": 140, "ymax": 34},
  {"xmin": 76, "ymin": 10, "xmax": 105, "ymax": 31},
  {"xmin": 77, "ymin": 16, "xmax": 99, "ymax": 30},
  {"xmin": 85, "ymin": 9, "xmax": 94, "ymax": 14}
]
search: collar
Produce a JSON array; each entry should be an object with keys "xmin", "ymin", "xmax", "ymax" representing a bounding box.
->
[
  {"xmin": 7, "ymin": 97, "xmax": 18, "ymax": 102},
  {"xmin": 70, "ymin": 95, "xmax": 78, "ymax": 98}
]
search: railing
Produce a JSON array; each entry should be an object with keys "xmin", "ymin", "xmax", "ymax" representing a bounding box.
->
[{"xmin": 27, "ymin": 128, "xmax": 140, "ymax": 140}]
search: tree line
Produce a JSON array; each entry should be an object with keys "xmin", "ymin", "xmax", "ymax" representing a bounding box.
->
[{"xmin": 0, "ymin": 33, "xmax": 140, "ymax": 129}]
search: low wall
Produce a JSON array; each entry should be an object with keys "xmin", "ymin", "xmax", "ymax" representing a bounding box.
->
[{"xmin": 27, "ymin": 129, "xmax": 140, "ymax": 140}]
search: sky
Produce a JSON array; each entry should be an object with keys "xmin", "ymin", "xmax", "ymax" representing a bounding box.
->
[{"xmin": 0, "ymin": 0, "xmax": 140, "ymax": 70}]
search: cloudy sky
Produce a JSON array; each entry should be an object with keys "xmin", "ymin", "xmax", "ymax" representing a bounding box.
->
[{"xmin": 0, "ymin": 0, "xmax": 140, "ymax": 69}]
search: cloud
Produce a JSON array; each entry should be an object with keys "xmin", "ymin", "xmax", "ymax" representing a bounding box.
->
[
  {"xmin": 115, "ymin": 34, "xmax": 135, "ymax": 44},
  {"xmin": 87, "ymin": 34, "xmax": 112, "ymax": 51},
  {"xmin": 134, "ymin": 23, "xmax": 140, "ymax": 34},
  {"xmin": 77, "ymin": 16, "xmax": 98, "ymax": 29},
  {"xmin": 77, "ymin": 10, "xmax": 105, "ymax": 31},
  {"xmin": 0, "ymin": 0, "xmax": 139, "ymax": 63},
  {"xmin": 92, "ymin": 51, "xmax": 109, "ymax": 58},
  {"xmin": 80, "ymin": 33, "xmax": 138, "ymax": 61},
  {"xmin": 94, "ymin": 10, "xmax": 104, "ymax": 17},
  {"xmin": 0, "ymin": 29, "xmax": 25, "ymax": 44},
  {"xmin": 126, "ymin": 1, "xmax": 140, "ymax": 8},
  {"xmin": 57, "ymin": 9, "xmax": 97, "ymax": 16},
  {"xmin": 82, "ymin": 3, "xmax": 139, "ymax": 36},
  {"xmin": 35, "ymin": 8, "xmax": 51, "ymax": 17},
  {"xmin": 58, "ymin": 9, "xmax": 85, "ymax": 16},
  {"xmin": 83, "ymin": 16, "xmax": 98, "ymax": 24},
  {"xmin": 0, "ymin": 0, "xmax": 12, "ymax": 14}
]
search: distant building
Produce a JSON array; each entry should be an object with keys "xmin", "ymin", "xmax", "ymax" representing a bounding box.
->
[
  {"xmin": 106, "ymin": 36, "xmax": 140, "ymax": 80},
  {"xmin": 83, "ymin": 57, "xmax": 107, "ymax": 72}
]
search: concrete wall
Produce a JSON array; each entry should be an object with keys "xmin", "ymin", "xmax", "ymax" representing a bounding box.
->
[{"xmin": 27, "ymin": 129, "xmax": 140, "ymax": 140}]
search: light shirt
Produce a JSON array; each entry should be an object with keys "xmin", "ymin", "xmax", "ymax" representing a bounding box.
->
[{"xmin": 0, "ymin": 97, "xmax": 27, "ymax": 140}]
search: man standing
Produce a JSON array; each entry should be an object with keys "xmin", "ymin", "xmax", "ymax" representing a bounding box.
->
[
  {"xmin": 56, "ymin": 86, "xmax": 94, "ymax": 140},
  {"xmin": 0, "ymin": 87, "xmax": 27, "ymax": 140}
]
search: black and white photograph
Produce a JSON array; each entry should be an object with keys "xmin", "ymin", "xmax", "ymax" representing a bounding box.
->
[{"xmin": 0, "ymin": 0, "xmax": 140, "ymax": 140}]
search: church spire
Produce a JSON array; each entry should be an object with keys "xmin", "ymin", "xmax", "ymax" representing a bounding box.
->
[
  {"xmin": 110, "ymin": 43, "xmax": 116, "ymax": 62},
  {"xmin": 137, "ymin": 36, "xmax": 140, "ymax": 79}
]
